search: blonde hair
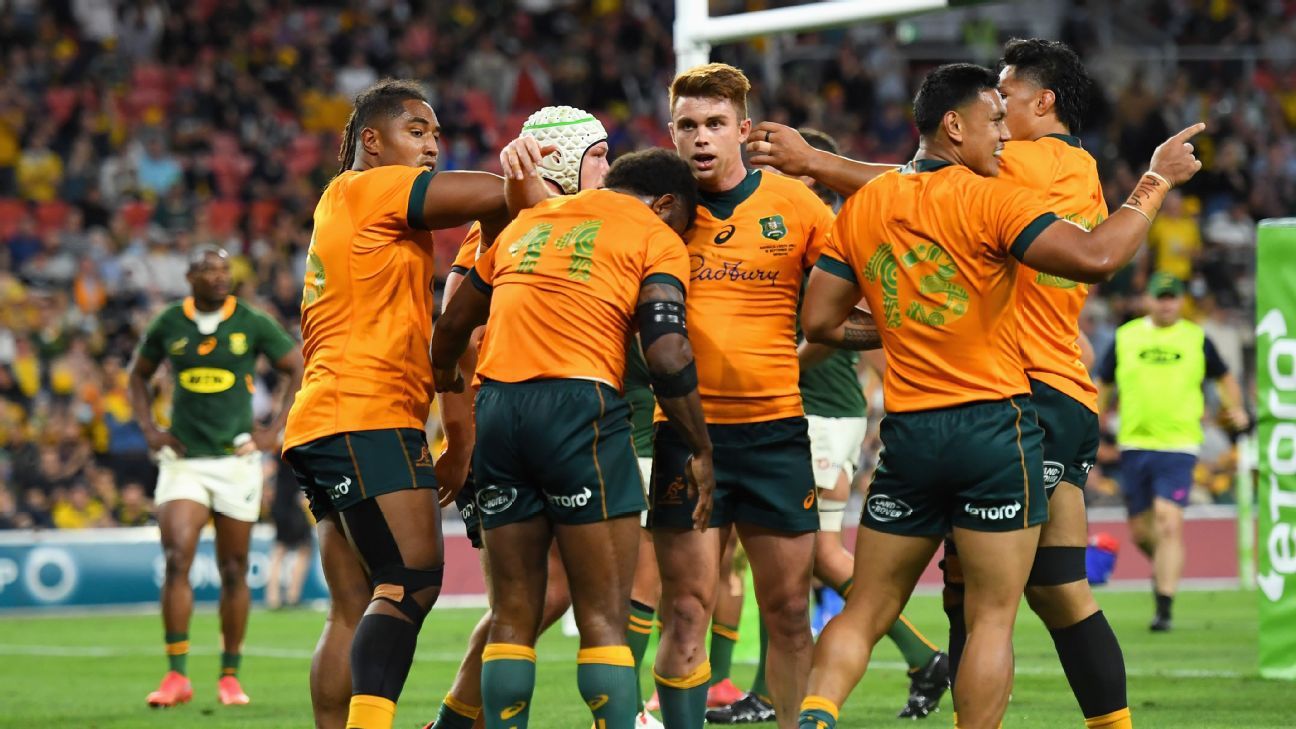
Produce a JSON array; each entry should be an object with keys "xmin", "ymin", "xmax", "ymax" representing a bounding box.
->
[{"xmin": 669, "ymin": 63, "xmax": 751, "ymax": 120}]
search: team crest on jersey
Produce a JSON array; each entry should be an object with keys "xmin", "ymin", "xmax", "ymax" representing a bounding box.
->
[
  {"xmin": 658, "ymin": 476, "xmax": 687, "ymax": 505},
  {"xmin": 169, "ymin": 338, "xmax": 188, "ymax": 355},
  {"xmin": 758, "ymin": 215, "xmax": 787, "ymax": 241},
  {"xmin": 229, "ymin": 332, "xmax": 248, "ymax": 355}
]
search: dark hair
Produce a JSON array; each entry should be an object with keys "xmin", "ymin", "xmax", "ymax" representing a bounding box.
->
[
  {"xmin": 798, "ymin": 128, "xmax": 840, "ymax": 156},
  {"xmin": 603, "ymin": 148, "xmax": 700, "ymax": 229},
  {"xmin": 1000, "ymin": 38, "xmax": 1093, "ymax": 133},
  {"xmin": 912, "ymin": 63, "xmax": 1000, "ymax": 136},
  {"xmin": 337, "ymin": 79, "xmax": 429, "ymax": 173}
]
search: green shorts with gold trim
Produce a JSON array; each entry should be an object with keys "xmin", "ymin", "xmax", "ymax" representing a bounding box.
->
[
  {"xmin": 648, "ymin": 416, "xmax": 818, "ymax": 533},
  {"xmin": 864, "ymin": 396, "xmax": 1046, "ymax": 535},
  {"xmin": 472, "ymin": 379, "xmax": 645, "ymax": 531},
  {"xmin": 284, "ymin": 428, "xmax": 437, "ymax": 521},
  {"xmin": 1030, "ymin": 379, "xmax": 1099, "ymax": 495}
]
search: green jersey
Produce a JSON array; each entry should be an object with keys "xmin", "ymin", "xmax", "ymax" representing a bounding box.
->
[
  {"xmin": 138, "ymin": 297, "xmax": 297, "ymax": 458},
  {"xmin": 624, "ymin": 337, "xmax": 655, "ymax": 456},
  {"xmin": 800, "ymin": 348, "xmax": 867, "ymax": 418}
]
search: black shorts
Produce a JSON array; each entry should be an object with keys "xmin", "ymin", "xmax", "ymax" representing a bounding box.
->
[
  {"xmin": 1030, "ymin": 379, "xmax": 1099, "ymax": 495},
  {"xmin": 284, "ymin": 428, "xmax": 437, "ymax": 521},
  {"xmin": 648, "ymin": 417, "xmax": 818, "ymax": 533}
]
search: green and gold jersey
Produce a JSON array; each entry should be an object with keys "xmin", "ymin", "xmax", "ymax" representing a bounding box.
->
[
  {"xmin": 624, "ymin": 337, "xmax": 655, "ymax": 456},
  {"xmin": 799, "ymin": 349, "xmax": 866, "ymax": 419},
  {"xmin": 138, "ymin": 297, "xmax": 297, "ymax": 458}
]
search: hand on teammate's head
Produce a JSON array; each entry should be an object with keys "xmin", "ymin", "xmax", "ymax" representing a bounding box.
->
[
  {"xmin": 499, "ymin": 136, "xmax": 557, "ymax": 182},
  {"xmin": 1149, "ymin": 123, "xmax": 1206, "ymax": 187},
  {"xmin": 744, "ymin": 122, "xmax": 815, "ymax": 177}
]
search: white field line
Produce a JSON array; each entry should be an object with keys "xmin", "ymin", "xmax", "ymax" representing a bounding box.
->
[{"xmin": 0, "ymin": 644, "xmax": 1251, "ymax": 680}]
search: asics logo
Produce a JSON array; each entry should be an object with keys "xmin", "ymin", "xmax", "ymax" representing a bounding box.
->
[
  {"xmin": 803, "ymin": 489, "xmax": 816, "ymax": 510},
  {"xmin": 501, "ymin": 700, "xmax": 528, "ymax": 720},
  {"xmin": 330, "ymin": 476, "xmax": 351, "ymax": 499},
  {"xmin": 586, "ymin": 694, "xmax": 609, "ymax": 710},
  {"xmin": 964, "ymin": 501, "xmax": 1022, "ymax": 521},
  {"xmin": 548, "ymin": 487, "xmax": 592, "ymax": 509}
]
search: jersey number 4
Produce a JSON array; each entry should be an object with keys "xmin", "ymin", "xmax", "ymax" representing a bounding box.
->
[{"xmin": 509, "ymin": 220, "xmax": 604, "ymax": 281}]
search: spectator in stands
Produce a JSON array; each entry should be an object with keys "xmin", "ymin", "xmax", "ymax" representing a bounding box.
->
[
  {"xmin": 113, "ymin": 480, "xmax": 154, "ymax": 527},
  {"xmin": 0, "ymin": 486, "xmax": 30, "ymax": 529},
  {"xmin": 1146, "ymin": 191, "xmax": 1202, "ymax": 283},
  {"xmin": 52, "ymin": 482, "xmax": 112, "ymax": 529},
  {"xmin": 133, "ymin": 136, "xmax": 182, "ymax": 198},
  {"xmin": 16, "ymin": 129, "xmax": 61, "ymax": 202},
  {"xmin": 20, "ymin": 487, "xmax": 53, "ymax": 529}
]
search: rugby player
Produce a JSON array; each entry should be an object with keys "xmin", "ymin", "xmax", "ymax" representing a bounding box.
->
[
  {"xmin": 790, "ymin": 64, "xmax": 1203, "ymax": 729},
  {"xmin": 431, "ymin": 147, "xmax": 715, "ymax": 729},
  {"xmin": 281, "ymin": 79, "xmax": 522, "ymax": 729},
  {"xmin": 130, "ymin": 246, "xmax": 302, "ymax": 708},
  {"xmin": 651, "ymin": 63, "xmax": 833, "ymax": 729}
]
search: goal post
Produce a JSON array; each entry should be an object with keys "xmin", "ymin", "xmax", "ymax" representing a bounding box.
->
[{"xmin": 674, "ymin": 0, "xmax": 994, "ymax": 73}]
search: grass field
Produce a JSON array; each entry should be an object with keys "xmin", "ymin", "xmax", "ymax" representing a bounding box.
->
[{"xmin": 0, "ymin": 589, "xmax": 1287, "ymax": 728}]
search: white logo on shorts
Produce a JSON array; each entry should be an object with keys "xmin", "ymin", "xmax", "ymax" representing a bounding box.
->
[
  {"xmin": 330, "ymin": 476, "xmax": 352, "ymax": 499},
  {"xmin": 477, "ymin": 485, "xmax": 518, "ymax": 515},
  {"xmin": 547, "ymin": 487, "xmax": 592, "ymax": 509},
  {"xmin": 964, "ymin": 502, "xmax": 1022, "ymax": 521},
  {"xmin": 866, "ymin": 494, "xmax": 914, "ymax": 522},
  {"xmin": 1042, "ymin": 461, "xmax": 1064, "ymax": 491}
]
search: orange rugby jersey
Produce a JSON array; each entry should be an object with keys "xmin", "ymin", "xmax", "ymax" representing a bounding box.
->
[
  {"xmin": 999, "ymin": 134, "xmax": 1107, "ymax": 412},
  {"xmin": 673, "ymin": 170, "xmax": 834, "ymax": 424},
  {"xmin": 819, "ymin": 159, "xmax": 1057, "ymax": 413},
  {"xmin": 471, "ymin": 189, "xmax": 689, "ymax": 389},
  {"xmin": 450, "ymin": 223, "xmax": 483, "ymax": 275},
  {"xmin": 284, "ymin": 165, "xmax": 439, "ymax": 450}
]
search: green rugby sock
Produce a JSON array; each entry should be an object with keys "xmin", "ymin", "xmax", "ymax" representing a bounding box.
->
[
  {"xmin": 430, "ymin": 694, "xmax": 480, "ymax": 729},
  {"xmin": 220, "ymin": 651, "xmax": 241, "ymax": 678},
  {"xmin": 578, "ymin": 647, "xmax": 638, "ymax": 729},
  {"xmin": 887, "ymin": 614, "xmax": 939, "ymax": 670},
  {"xmin": 798, "ymin": 694, "xmax": 839, "ymax": 729},
  {"xmin": 708, "ymin": 622, "xmax": 739, "ymax": 685},
  {"xmin": 481, "ymin": 644, "xmax": 536, "ymax": 729},
  {"xmin": 626, "ymin": 600, "xmax": 656, "ymax": 709},
  {"xmin": 165, "ymin": 632, "xmax": 189, "ymax": 676},
  {"xmin": 654, "ymin": 662, "xmax": 710, "ymax": 729}
]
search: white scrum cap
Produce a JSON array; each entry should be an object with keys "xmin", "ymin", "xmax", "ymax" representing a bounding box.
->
[{"xmin": 519, "ymin": 105, "xmax": 608, "ymax": 195}]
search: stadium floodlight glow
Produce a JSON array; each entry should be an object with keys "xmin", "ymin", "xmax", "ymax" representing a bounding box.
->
[{"xmin": 674, "ymin": 0, "xmax": 984, "ymax": 72}]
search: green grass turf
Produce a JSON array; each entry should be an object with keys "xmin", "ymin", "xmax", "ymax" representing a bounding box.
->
[{"xmin": 0, "ymin": 590, "xmax": 1287, "ymax": 728}]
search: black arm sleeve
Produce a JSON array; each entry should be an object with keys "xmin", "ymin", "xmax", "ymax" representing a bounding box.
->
[
  {"xmin": 1204, "ymin": 336, "xmax": 1228, "ymax": 379},
  {"xmin": 1096, "ymin": 344, "xmax": 1117, "ymax": 382}
]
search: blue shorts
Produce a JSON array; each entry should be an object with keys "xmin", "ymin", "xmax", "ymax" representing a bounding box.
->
[{"xmin": 1118, "ymin": 449, "xmax": 1196, "ymax": 516}]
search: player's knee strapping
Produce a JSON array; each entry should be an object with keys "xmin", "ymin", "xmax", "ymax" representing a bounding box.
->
[
  {"xmin": 369, "ymin": 564, "xmax": 445, "ymax": 625},
  {"xmin": 818, "ymin": 497, "xmax": 847, "ymax": 532},
  {"xmin": 1027, "ymin": 546, "xmax": 1087, "ymax": 587}
]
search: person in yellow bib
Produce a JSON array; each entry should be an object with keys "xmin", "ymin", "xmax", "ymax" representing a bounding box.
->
[{"xmin": 1096, "ymin": 271, "xmax": 1248, "ymax": 632}]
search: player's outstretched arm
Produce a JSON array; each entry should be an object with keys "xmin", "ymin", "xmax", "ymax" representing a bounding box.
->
[
  {"xmin": 421, "ymin": 171, "xmax": 512, "ymax": 237},
  {"xmin": 1020, "ymin": 123, "xmax": 1206, "ymax": 283},
  {"xmin": 636, "ymin": 281, "xmax": 715, "ymax": 530},
  {"xmin": 745, "ymin": 122, "xmax": 896, "ymax": 197},
  {"xmin": 802, "ymin": 266, "xmax": 882, "ymax": 351},
  {"xmin": 126, "ymin": 353, "xmax": 186, "ymax": 456},
  {"xmin": 430, "ymin": 270, "xmax": 492, "ymax": 395}
]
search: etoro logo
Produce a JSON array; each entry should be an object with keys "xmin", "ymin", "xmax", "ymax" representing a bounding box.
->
[
  {"xmin": 964, "ymin": 502, "xmax": 1022, "ymax": 521},
  {"xmin": 1257, "ymin": 308, "xmax": 1296, "ymax": 602},
  {"xmin": 866, "ymin": 494, "xmax": 913, "ymax": 522},
  {"xmin": 548, "ymin": 487, "xmax": 592, "ymax": 509}
]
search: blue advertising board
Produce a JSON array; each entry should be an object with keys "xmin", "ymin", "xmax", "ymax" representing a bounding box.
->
[{"xmin": 0, "ymin": 526, "xmax": 329, "ymax": 610}]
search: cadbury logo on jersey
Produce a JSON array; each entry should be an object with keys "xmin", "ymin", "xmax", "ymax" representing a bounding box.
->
[
  {"xmin": 690, "ymin": 256, "xmax": 780, "ymax": 287},
  {"xmin": 178, "ymin": 367, "xmax": 236, "ymax": 394}
]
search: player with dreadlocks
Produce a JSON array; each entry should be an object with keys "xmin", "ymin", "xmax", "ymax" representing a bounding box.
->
[{"xmin": 281, "ymin": 79, "xmax": 529, "ymax": 729}]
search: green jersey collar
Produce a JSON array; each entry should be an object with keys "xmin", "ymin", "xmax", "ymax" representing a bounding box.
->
[
  {"xmin": 901, "ymin": 158, "xmax": 955, "ymax": 174},
  {"xmin": 700, "ymin": 169, "xmax": 761, "ymax": 220}
]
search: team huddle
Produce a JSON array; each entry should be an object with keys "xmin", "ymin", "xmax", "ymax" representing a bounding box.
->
[{"xmin": 131, "ymin": 37, "xmax": 1208, "ymax": 729}]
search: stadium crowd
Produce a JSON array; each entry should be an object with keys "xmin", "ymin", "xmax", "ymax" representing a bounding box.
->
[{"xmin": 0, "ymin": 0, "xmax": 1285, "ymax": 529}]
